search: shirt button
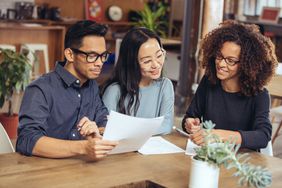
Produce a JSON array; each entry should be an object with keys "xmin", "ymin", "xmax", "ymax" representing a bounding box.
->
[
  {"xmin": 72, "ymin": 133, "xmax": 76, "ymax": 137},
  {"xmin": 78, "ymin": 94, "xmax": 81, "ymax": 98},
  {"xmin": 76, "ymin": 80, "xmax": 80, "ymax": 84}
]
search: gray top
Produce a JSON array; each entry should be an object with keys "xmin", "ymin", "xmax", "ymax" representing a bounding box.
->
[{"xmin": 102, "ymin": 77, "xmax": 174, "ymax": 135}]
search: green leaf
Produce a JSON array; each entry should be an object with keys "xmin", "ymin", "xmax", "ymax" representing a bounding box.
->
[
  {"xmin": 133, "ymin": 3, "xmax": 168, "ymax": 37},
  {"xmin": 0, "ymin": 48, "xmax": 32, "ymax": 115}
]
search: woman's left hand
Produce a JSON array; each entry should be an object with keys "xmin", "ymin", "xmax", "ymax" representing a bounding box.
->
[
  {"xmin": 190, "ymin": 129, "xmax": 205, "ymax": 146},
  {"xmin": 191, "ymin": 129, "xmax": 242, "ymax": 146},
  {"xmin": 211, "ymin": 129, "xmax": 242, "ymax": 144}
]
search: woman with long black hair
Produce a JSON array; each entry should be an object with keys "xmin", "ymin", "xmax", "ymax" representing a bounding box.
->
[{"xmin": 102, "ymin": 27, "xmax": 174, "ymax": 135}]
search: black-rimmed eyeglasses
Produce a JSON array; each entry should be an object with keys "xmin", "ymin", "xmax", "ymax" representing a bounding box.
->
[
  {"xmin": 70, "ymin": 48, "xmax": 110, "ymax": 63},
  {"xmin": 215, "ymin": 53, "xmax": 239, "ymax": 66}
]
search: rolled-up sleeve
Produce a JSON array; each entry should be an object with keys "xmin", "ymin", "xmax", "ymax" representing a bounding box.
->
[{"xmin": 16, "ymin": 85, "xmax": 50, "ymax": 156}]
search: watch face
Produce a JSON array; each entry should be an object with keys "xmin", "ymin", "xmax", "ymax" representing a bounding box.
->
[{"xmin": 107, "ymin": 5, "xmax": 123, "ymax": 21}]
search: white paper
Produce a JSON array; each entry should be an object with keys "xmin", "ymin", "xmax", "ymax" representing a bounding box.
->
[
  {"xmin": 103, "ymin": 111, "xmax": 164, "ymax": 154},
  {"xmin": 138, "ymin": 136, "xmax": 185, "ymax": 155},
  {"xmin": 185, "ymin": 139, "xmax": 200, "ymax": 156}
]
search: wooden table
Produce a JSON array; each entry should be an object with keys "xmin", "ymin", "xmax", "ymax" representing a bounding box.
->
[{"xmin": 1, "ymin": 133, "xmax": 282, "ymax": 188}]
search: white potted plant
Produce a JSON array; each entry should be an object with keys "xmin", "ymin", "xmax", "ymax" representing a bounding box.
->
[{"xmin": 189, "ymin": 120, "xmax": 272, "ymax": 188}]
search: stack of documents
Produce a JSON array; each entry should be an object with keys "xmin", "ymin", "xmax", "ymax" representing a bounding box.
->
[
  {"xmin": 103, "ymin": 111, "xmax": 184, "ymax": 155},
  {"xmin": 103, "ymin": 111, "xmax": 164, "ymax": 154}
]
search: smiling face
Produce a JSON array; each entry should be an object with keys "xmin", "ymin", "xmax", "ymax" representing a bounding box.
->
[
  {"xmin": 138, "ymin": 38, "xmax": 165, "ymax": 86},
  {"xmin": 65, "ymin": 35, "xmax": 107, "ymax": 83},
  {"xmin": 215, "ymin": 41, "xmax": 241, "ymax": 89}
]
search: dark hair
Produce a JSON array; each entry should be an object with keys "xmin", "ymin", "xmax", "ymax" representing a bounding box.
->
[
  {"xmin": 201, "ymin": 20, "xmax": 278, "ymax": 96},
  {"xmin": 64, "ymin": 20, "xmax": 108, "ymax": 49},
  {"xmin": 102, "ymin": 27, "xmax": 162, "ymax": 115}
]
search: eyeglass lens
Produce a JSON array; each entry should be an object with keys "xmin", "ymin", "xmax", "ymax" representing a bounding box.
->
[
  {"xmin": 140, "ymin": 49, "xmax": 166, "ymax": 64},
  {"xmin": 216, "ymin": 53, "xmax": 239, "ymax": 66}
]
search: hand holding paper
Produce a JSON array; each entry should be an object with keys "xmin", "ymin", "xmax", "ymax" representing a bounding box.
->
[{"xmin": 103, "ymin": 111, "xmax": 164, "ymax": 154}]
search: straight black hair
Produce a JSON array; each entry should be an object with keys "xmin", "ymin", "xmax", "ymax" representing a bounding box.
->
[
  {"xmin": 64, "ymin": 20, "xmax": 108, "ymax": 49},
  {"xmin": 102, "ymin": 27, "xmax": 162, "ymax": 115}
]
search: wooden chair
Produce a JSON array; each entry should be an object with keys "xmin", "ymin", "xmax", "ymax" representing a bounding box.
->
[{"xmin": 266, "ymin": 75, "xmax": 282, "ymax": 144}]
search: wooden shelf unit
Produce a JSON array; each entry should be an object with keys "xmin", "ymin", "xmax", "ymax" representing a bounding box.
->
[{"xmin": 0, "ymin": 22, "xmax": 65, "ymax": 70}]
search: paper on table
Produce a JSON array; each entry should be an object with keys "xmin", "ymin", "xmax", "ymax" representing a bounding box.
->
[
  {"xmin": 103, "ymin": 111, "xmax": 164, "ymax": 154},
  {"xmin": 185, "ymin": 139, "xmax": 200, "ymax": 156},
  {"xmin": 138, "ymin": 136, "xmax": 185, "ymax": 155}
]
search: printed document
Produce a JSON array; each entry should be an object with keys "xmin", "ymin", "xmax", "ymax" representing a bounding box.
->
[{"xmin": 103, "ymin": 111, "xmax": 164, "ymax": 154}]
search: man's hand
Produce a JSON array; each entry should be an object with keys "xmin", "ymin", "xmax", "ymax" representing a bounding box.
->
[
  {"xmin": 77, "ymin": 117, "xmax": 100, "ymax": 138},
  {"xmin": 184, "ymin": 118, "xmax": 201, "ymax": 134},
  {"xmin": 84, "ymin": 137, "xmax": 118, "ymax": 160}
]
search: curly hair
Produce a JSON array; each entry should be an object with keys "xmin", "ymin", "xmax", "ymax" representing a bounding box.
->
[{"xmin": 201, "ymin": 20, "xmax": 278, "ymax": 96}]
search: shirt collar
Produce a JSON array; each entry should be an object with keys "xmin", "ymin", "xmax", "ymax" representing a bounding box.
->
[{"xmin": 55, "ymin": 61, "xmax": 81, "ymax": 87}]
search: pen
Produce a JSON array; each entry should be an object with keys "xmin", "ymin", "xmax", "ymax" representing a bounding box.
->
[{"xmin": 173, "ymin": 126, "xmax": 190, "ymax": 137}]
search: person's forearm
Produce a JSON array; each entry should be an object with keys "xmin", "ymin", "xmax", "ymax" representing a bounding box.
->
[
  {"xmin": 32, "ymin": 136, "xmax": 87, "ymax": 158},
  {"xmin": 213, "ymin": 129, "xmax": 242, "ymax": 144}
]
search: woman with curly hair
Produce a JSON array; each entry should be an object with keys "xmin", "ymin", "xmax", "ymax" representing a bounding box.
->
[{"xmin": 182, "ymin": 20, "xmax": 278, "ymax": 150}]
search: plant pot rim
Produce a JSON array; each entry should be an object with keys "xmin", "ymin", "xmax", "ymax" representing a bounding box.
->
[
  {"xmin": 0, "ymin": 113, "xmax": 19, "ymax": 117},
  {"xmin": 191, "ymin": 156, "xmax": 219, "ymax": 168}
]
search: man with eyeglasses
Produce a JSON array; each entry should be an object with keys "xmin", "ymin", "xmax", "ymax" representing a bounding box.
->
[{"xmin": 16, "ymin": 20, "xmax": 118, "ymax": 160}]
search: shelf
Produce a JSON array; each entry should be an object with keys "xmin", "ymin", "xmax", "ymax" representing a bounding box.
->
[
  {"xmin": 161, "ymin": 38, "xmax": 181, "ymax": 46},
  {"xmin": 242, "ymin": 20, "xmax": 282, "ymax": 36},
  {"xmin": 101, "ymin": 21, "xmax": 133, "ymax": 26},
  {"xmin": 0, "ymin": 19, "xmax": 133, "ymax": 27},
  {"xmin": 0, "ymin": 22, "xmax": 65, "ymax": 70}
]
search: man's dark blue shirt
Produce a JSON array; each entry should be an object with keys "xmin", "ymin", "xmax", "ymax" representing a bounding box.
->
[{"xmin": 16, "ymin": 61, "xmax": 108, "ymax": 156}]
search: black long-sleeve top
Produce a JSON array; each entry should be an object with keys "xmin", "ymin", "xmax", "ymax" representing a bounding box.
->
[{"xmin": 182, "ymin": 76, "xmax": 272, "ymax": 150}]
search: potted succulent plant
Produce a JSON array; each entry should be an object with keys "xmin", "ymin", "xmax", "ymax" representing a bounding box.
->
[
  {"xmin": 0, "ymin": 48, "xmax": 31, "ymax": 138},
  {"xmin": 189, "ymin": 120, "xmax": 272, "ymax": 188}
]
